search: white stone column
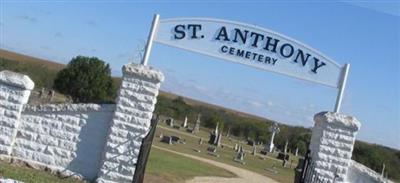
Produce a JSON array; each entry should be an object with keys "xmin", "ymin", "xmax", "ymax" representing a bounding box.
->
[
  {"xmin": 309, "ymin": 111, "xmax": 361, "ymax": 183},
  {"xmin": 0, "ymin": 71, "xmax": 34, "ymax": 156},
  {"xmin": 96, "ymin": 64, "xmax": 164, "ymax": 183}
]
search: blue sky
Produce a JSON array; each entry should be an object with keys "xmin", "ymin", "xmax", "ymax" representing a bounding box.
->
[{"xmin": 1, "ymin": 1, "xmax": 399, "ymax": 149}]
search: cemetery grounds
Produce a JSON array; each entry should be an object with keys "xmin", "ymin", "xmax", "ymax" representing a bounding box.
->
[
  {"xmin": 151, "ymin": 120, "xmax": 298, "ymax": 183},
  {"xmin": 0, "ymin": 117, "xmax": 297, "ymax": 183}
]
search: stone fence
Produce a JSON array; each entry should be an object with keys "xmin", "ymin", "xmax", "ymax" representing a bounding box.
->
[
  {"xmin": 0, "ymin": 63, "xmax": 164, "ymax": 183},
  {"xmin": 347, "ymin": 160, "xmax": 393, "ymax": 183},
  {"xmin": 308, "ymin": 112, "xmax": 393, "ymax": 183},
  {"xmin": 0, "ymin": 64, "xmax": 392, "ymax": 183}
]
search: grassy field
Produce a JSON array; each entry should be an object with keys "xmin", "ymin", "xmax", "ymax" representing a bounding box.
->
[{"xmin": 153, "ymin": 123, "xmax": 298, "ymax": 183}]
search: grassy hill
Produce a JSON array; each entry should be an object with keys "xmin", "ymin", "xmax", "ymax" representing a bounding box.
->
[
  {"xmin": 0, "ymin": 49, "xmax": 64, "ymax": 89},
  {"xmin": 0, "ymin": 49, "xmax": 65, "ymax": 70},
  {"xmin": 1, "ymin": 48, "xmax": 399, "ymax": 181}
]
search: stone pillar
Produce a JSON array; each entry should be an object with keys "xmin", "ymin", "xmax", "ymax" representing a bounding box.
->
[
  {"xmin": 96, "ymin": 64, "xmax": 164, "ymax": 183},
  {"xmin": 309, "ymin": 112, "xmax": 361, "ymax": 183},
  {"xmin": 0, "ymin": 71, "xmax": 34, "ymax": 156}
]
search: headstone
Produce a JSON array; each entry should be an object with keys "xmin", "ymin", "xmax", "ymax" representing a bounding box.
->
[
  {"xmin": 236, "ymin": 145, "xmax": 241, "ymax": 152},
  {"xmin": 171, "ymin": 136, "xmax": 181, "ymax": 143},
  {"xmin": 252, "ymin": 144, "xmax": 256, "ymax": 155},
  {"xmin": 226, "ymin": 126, "xmax": 231, "ymax": 137},
  {"xmin": 40, "ymin": 87, "xmax": 45, "ymax": 98},
  {"xmin": 237, "ymin": 151, "xmax": 244, "ymax": 161},
  {"xmin": 207, "ymin": 146, "xmax": 217, "ymax": 153},
  {"xmin": 234, "ymin": 146, "xmax": 246, "ymax": 164},
  {"xmin": 198, "ymin": 138, "xmax": 203, "ymax": 145},
  {"xmin": 234, "ymin": 143, "xmax": 238, "ymax": 151},
  {"xmin": 208, "ymin": 133, "xmax": 217, "ymax": 145},
  {"xmin": 295, "ymin": 147, "xmax": 298, "ymax": 156},
  {"xmin": 182, "ymin": 116, "xmax": 188, "ymax": 128},
  {"xmin": 277, "ymin": 152, "xmax": 290, "ymax": 161},
  {"xmin": 208, "ymin": 122, "xmax": 220, "ymax": 145},
  {"xmin": 166, "ymin": 118, "xmax": 174, "ymax": 127},
  {"xmin": 216, "ymin": 133, "xmax": 222, "ymax": 147},
  {"xmin": 38, "ymin": 87, "xmax": 43, "ymax": 98},
  {"xmin": 247, "ymin": 139, "xmax": 255, "ymax": 146},
  {"xmin": 192, "ymin": 114, "xmax": 201, "ymax": 134},
  {"xmin": 161, "ymin": 136, "xmax": 172, "ymax": 145},
  {"xmin": 206, "ymin": 146, "xmax": 220, "ymax": 157},
  {"xmin": 49, "ymin": 90, "xmax": 55, "ymax": 102},
  {"xmin": 282, "ymin": 158, "xmax": 289, "ymax": 168}
]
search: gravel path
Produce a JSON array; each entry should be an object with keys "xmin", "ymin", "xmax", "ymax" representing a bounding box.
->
[{"xmin": 152, "ymin": 145, "xmax": 280, "ymax": 183}]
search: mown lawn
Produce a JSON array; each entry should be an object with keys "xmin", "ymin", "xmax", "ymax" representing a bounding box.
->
[
  {"xmin": 144, "ymin": 148, "xmax": 235, "ymax": 183},
  {"xmin": 154, "ymin": 125, "xmax": 298, "ymax": 183}
]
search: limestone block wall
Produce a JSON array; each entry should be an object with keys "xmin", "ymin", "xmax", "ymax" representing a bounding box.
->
[
  {"xmin": 0, "ymin": 71, "xmax": 34, "ymax": 155},
  {"xmin": 96, "ymin": 63, "xmax": 164, "ymax": 183},
  {"xmin": 309, "ymin": 112, "xmax": 361, "ymax": 183},
  {"xmin": 13, "ymin": 104, "xmax": 115, "ymax": 180},
  {"xmin": 0, "ymin": 65, "xmax": 164, "ymax": 183},
  {"xmin": 347, "ymin": 160, "xmax": 394, "ymax": 183}
]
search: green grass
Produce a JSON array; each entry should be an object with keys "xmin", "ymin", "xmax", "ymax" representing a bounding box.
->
[
  {"xmin": 154, "ymin": 125, "xmax": 298, "ymax": 183},
  {"xmin": 145, "ymin": 148, "xmax": 235, "ymax": 182},
  {"xmin": 0, "ymin": 146, "xmax": 234, "ymax": 183},
  {"xmin": 0, "ymin": 161, "xmax": 83, "ymax": 183}
]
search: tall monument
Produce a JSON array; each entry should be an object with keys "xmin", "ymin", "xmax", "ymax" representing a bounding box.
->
[
  {"xmin": 181, "ymin": 116, "xmax": 188, "ymax": 128},
  {"xmin": 267, "ymin": 122, "xmax": 280, "ymax": 153},
  {"xmin": 192, "ymin": 113, "xmax": 201, "ymax": 134},
  {"xmin": 214, "ymin": 122, "xmax": 219, "ymax": 135},
  {"xmin": 284, "ymin": 140, "xmax": 289, "ymax": 154}
]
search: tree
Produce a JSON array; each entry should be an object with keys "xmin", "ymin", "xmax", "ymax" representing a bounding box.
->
[
  {"xmin": 295, "ymin": 140, "xmax": 307, "ymax": 156},
  {"xmin": 54, "ymin": 56, "xmax": 115, "ymax": 103}
]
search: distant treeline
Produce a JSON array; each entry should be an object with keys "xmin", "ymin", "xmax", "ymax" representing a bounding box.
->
[
  {"xmin": 1, "ymin": 55, "xmax": 399, "ymax": 181},
  {"xmin": 155, "ymin": 95, "xmax": 400, "ymax": 181},
  {"xmin": 155, "ymin": 95, "xmax": 310, "ymax": 155}
]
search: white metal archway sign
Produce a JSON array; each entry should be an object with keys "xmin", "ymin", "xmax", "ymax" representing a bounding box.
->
[{"xmin": 141, "ymin": 14, "xmax": 349, "ymax": 113}]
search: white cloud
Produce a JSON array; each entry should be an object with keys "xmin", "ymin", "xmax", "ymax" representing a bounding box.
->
[{"xmin": 249, "ymin": 100, "xmax": 264, "ymax": 108}]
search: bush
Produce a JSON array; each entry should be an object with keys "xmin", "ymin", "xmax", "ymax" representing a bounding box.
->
[{"xmin": 54, "ymin": 56, "xmax": 115, "ymax": 103}]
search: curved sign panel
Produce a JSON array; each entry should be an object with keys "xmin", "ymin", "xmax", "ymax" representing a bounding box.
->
[{"xmin": 154, "ymin": 18, "xmax": 343, "ymax": 88}]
